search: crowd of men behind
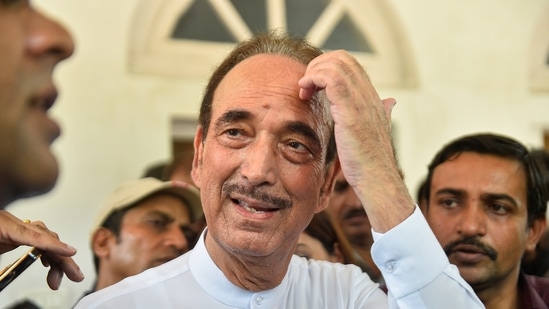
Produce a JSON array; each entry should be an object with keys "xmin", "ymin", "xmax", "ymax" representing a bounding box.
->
[{"xmin": 1, "ymin": 2, "xmax": 549, "ymax": 309}]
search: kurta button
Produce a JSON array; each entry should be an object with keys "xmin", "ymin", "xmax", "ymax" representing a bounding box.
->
[
  {"xmin": 256, "ymin": 296, "xmax": 263, "ymax": 305},
  {"xmin": 386, "ymin": 261, "xmax": 396, "ymax": 273}
]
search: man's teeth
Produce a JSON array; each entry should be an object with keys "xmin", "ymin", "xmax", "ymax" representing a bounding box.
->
[{"xmin": 240, "ymin": 201, "xmax": 265, "ymax": 214}]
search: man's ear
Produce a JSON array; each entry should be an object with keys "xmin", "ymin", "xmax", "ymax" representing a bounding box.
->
[
  {"xmin": 316, "ymin": 159, "xmax": 341, "ymax": 213},
  {"xmin": 91, "ymin": 228, "xmax": 115, "ymax": 258},
  {"xmin": 526, "ymin": 217, "xmax": 547, "ymax": 252},
  {"xmin": 191, "ymin": 126, "xmax": 204, "ymax": 189}
]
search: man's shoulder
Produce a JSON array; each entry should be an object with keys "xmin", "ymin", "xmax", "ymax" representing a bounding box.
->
[
  {"xmin": 525, "ymin": 274, "xmax": 549, "ymax": 288},
  {"xmin": 75, "ymin": 253, "xmax": 193, "ymax": 308},
  {"xmin": 523, "ymin": 274, "xmax": 549, "ymax": 306},
  {"xmin": 288, "ymin": 255, "xmax": 371, "ymax": 284}
]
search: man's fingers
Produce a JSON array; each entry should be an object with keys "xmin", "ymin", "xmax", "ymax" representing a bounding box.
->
[
  {"xmin": 298, "ymin": 77, "xmax": 322, "ymax": 101},
  {"xmin": 57, "ymin": 256, "xmax": 85, "ymax": 282},
  {"xmin": 381, "ymin": 98, "xmax": 397, "ymax": 123},
  {"xmin": 46, "ymin": 258, "xmax": 86, "ymax": 290},
  {"xmin": 42, "ymin": 254, "xmax": 85, "ymax": 290},
  {"xmin": 46, "ymin": 266, "xmax": 63, "ymax": 290},
  {"xmin": 0, "ymin": 211, "xmax": 84, "ymax": 290},
  {"xmin": 18, "ymin": 221, "xmax": 77, "ymax": 257},
  {"xmin": 0, "ymin": 213, "xmax": 74, "ymax": 255}
]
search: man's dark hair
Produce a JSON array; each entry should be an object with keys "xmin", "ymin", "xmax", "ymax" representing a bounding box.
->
[
  {"xmin": 521, "ymin": 149, "xmax": 549, "ymax": 276},
  {"xmin": 530, "ymin": 149, "xmax": 549, "ymax": 203},
  {"xmin": 425, "ymin": 133, "xmax": 547, "ymax": 227},
  {"xmin": 416, "ymin": 177, "xmax": 428, "ymax": 207}
]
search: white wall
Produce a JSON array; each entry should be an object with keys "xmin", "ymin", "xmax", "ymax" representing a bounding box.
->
[
  {"xmin": 388, "ymin": 0, "xmax": 549, "ymax": 195},
  {"xmin": 1, "ymin": 0, "xmax": 548, "ymax": 307}
]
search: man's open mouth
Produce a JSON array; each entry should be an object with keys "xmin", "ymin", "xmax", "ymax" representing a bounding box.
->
[{"xmin": 233, "ymin": 199, "xmax": 278, "ymax": 214}]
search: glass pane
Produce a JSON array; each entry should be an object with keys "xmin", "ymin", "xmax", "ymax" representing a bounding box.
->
[
  {"xmin": 322, "ymin": 13, "xmax": 374, "ymax": 53},
  {"xmin": 171, "ymin": 0, "xmax": 374, "ymax": 53},
  {"xmin": 171, "ymin": 0, "xmax": 236, "ymax": 43},
  {"xmin": 231, "ymin": 0, "xmax": 268, "ymax": 33},
  {"xmin": 286, "ymin": 0, "xmax": 329, "ymax": 37}
]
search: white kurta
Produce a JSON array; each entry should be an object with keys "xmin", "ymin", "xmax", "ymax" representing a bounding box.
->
[{"xmin": 76, "ymin": 206, "xmax": 483, "ymax": 309}]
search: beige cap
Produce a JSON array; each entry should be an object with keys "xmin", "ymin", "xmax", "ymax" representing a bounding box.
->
[{"xmin": 92, "ymin": 177, "xmax": 202, "ymax": 231}]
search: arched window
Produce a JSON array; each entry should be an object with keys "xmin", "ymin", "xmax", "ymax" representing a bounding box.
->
[{"xmin": 129, "ymin": 0, "xmax": 417, "ymax": 87}]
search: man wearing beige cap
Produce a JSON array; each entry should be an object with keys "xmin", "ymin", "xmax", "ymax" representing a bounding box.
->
[{"xmin": 84, "ymin": 177, "xmax": 202, "ymax": 295}]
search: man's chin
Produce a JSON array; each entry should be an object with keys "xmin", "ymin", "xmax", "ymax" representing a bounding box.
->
[
  {"xmin": 18, "ymin": 169, "xmax": 59, "ymax": 199},
  {"xmin": 20, "ymin": 182, "xmax": 57, "ymax": 199},
  {"xmin": 453, "ymin": 265, "xmax": 494, "ymax": 291}
]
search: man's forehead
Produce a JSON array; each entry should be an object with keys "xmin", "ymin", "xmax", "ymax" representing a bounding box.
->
[
  {"xmin": 435, "ymin": 152, "xmax": 523, "ymax": 174},
  {"xmin": 218, "ymin": 54, "xmax": 306, "ymax": 89},
  {"xmin": 211, "ymin": 55, "xmax": 325, "ymax": 120},
  {"xmin": 208, "ymin": 53, "xmax": 333, "ymax": 148},
  {"xmin": 236, "ymin": 53, "xmax": 306, "ymax": 71},
  {"xmin": 431, "ymin": 154, "xmax": 528, "ymax": 199}
]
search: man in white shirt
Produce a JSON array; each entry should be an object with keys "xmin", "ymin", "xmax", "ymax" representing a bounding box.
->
[{"xmin": 76, "ymin": 31, "xmax": 483, "ymax": 308}]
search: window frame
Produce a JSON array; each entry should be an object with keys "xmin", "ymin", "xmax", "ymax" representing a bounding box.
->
[{"xmin": 128, "ymin": 0, "xmax": 418, "ymax": 87}]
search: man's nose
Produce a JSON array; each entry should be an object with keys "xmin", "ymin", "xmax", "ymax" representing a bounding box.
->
[
  {"xmin": 166, "ymin": 225, "xmax": 190, "ymax": 254},
  {"xmin": 28, "ymin": 9, "xmax": 75, "ymax": 62},
  {"xmin": 239, "ymin": 138, "xmax": 277, "ymax": 186},
  {"xmin": 457, "ymin": 203, "xmax": 487, "ymax": 237}
]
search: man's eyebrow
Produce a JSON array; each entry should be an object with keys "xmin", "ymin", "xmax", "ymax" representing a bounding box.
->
[
  {"xmin": 434, "ymin": 189, "xmax": 519, "ymax": 208},
  {"xmin": 434, "ymin": 188, "xmax": 466, "ymax": 198},
  {"xmin": 213, "ymin": 110, "xmax": 322, "ymax": 147},
  {"xmin": 286, "ymin": 121, "xmax": 321, "ymax": 148},
  {"xmin": 214, "ymin": 109, "xmax": 252, "ymax": 130},
  {"xmin": 480, "ymin": 193, "xmax": 519, "ymax": 208},
  {"xmin": 146, "ymin": 210, "xmax": 174, "ymax": 222}
]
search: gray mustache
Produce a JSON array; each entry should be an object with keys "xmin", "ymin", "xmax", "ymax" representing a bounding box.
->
[{"xmin": 222, "ymin": 183, "xmax": 292, "ymax": 209}]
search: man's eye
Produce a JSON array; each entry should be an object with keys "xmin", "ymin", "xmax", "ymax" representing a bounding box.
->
[
  {"xmin": 148, "ymin": 219, "xmax": 168, "ymax": 229},
  {"xmin": 288, "ymin": 140, "xmax": 313, "ymax": 154},
  {"xmin": 282, "ymin": 140, "xmax": 315, "ymax": 164},
  {"xmin": 288, "ymin": 141, "xmax": 306, "ymax": 150},
  {"xmin": 490, "ymin": 203, "xmax": 509, "ymax": 215},
  {"xmin": 225, "ymin": 129, "xmax": 241, "ymax": 137},
  {"xmin": 440, "ymin": 198, "xmax": 458, "ymax": 208}
]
